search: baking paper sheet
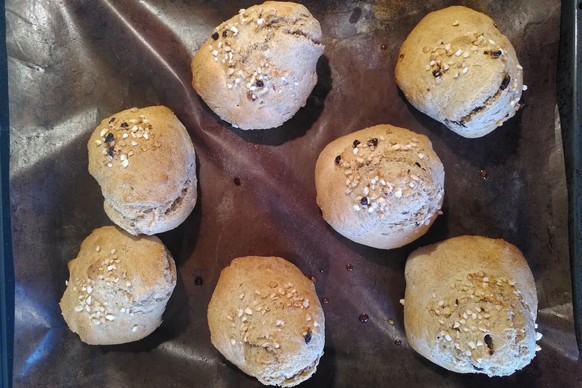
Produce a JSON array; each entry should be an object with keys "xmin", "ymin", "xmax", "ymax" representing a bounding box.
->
[{"xmin": 6, "ymin": 0, "xmax": 581, "ymax": 386}]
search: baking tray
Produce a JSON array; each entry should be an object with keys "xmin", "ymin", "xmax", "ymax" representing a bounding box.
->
[
  {"xmin": 558, "ymin": 0, "xmax": 582, "ymax": 353},
  {"xmin": 5, "ymin": 0, "xmax": 581, "ymax": 387},
  {"xmin": 1, "ymin": 0, "xmax": 14, "ymax": 386}
]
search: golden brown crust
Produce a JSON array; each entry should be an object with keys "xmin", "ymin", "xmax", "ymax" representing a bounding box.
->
[
  {"xmin": 208, "ymin": 256, "xmax": 325, "ymax": 387},
  {"xmin": 395, "ymin": 6, "xmax": 524, "ymax": 138},
  {"xmin": 404, "ymin": 236, "xmax": 539, "ymax": 376},
  {"xmin": 191, "ymin": 1, "xmax": 324, "ymax": 130},
  {"xmin": 315, "ymin": 124, "xmax": 445, "ymax": 249},
  {"xmin": 59, "ymin": 226, "xmax": 177, "ymax": 345},
  {"xmin": 87, "ymin": 106, "xmax": 197, "ymax": 235}
]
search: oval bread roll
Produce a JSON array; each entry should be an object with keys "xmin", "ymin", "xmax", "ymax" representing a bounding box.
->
[
  {"xmin": 191, "ymin": 1, "xmax": 324, "ymax": 130},
  {"xmin": 88, "ymin": 106, "xmax": 197, "ymax": 235},
  {"xmin": 207, "ymin": 256, "xmax": 325, "ymax": 387},
  {"xmin": 59, "ymin": 226, "xmax": 177, "ymax": 345},
  {"xmin": 315, "ymin": 124, "xmax": 445, "ymax": 249},
  {"xmin": 395, "ymin": 6, "xmax": 525, "ymax": 138},
  {"xmin": 404, "ymin": 236, "xmax": 540, "ymax": 376}
]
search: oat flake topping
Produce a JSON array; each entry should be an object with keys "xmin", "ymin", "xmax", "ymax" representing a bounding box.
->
[
  {"xmin": 95, "ymin": 111, "xmax": 161, "ymax": 169},
  {"xmin": 334, "ymin": 134, "xmax": 443, "ymax": 229}
]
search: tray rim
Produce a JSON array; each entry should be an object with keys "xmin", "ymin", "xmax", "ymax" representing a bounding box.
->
[{"xmin": 1, "ymin": 0, "xmax": 15, "ymax": 386}]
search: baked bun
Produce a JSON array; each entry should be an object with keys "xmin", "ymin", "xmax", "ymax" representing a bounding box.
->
[
  {"xmin": 403, "ymin": 236, "xmax": 540, "ymax": 376},
  {"xmin": 59, "ymin": 226, "xmax": 177, "ymax": 345},
  {"xmin": 395, "ymin": 6, "xmax": 525, "ymax": 138},
  {"xmin": 88, "ymin": 106, "xmax": 197, "ymax": 235},
  {"xmin": 191, "ymin": 1, "xmax": 324, "ymax": 130},
  {"xmin": 315, "ymin": 124, "xmax": 445, "ymax": 250},
  {"xmin": 207, "ymin": 256, "xmax": 325, "ymax": 387}
]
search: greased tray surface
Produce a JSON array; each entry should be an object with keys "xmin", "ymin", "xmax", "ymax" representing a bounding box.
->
[{"xmin": 6, "ymin": 1, "xmax": 580, "ymax": 386}]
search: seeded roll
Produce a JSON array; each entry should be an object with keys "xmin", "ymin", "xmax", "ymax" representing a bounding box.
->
[
  {"xmin": 59, "ymin": 226, "xmax": 177, "ymax": 345},
  {"xmin": 88, "ymin": 106, "xmax": 197, "ymax": 235},
  {"xmin": 315, "ymin": 124, "xmax": 445, "ymax": 249},
  {"xmin": 208, "ymin": 256, "xmax": 325, "ymax": 387},
  {"xmin": 395, "ymin": 6, "xmax": 525, "ymax": 138},
  {"xmin": 404, "ymin": 236, "xmax": 540, "ymax": 376},
  {"xmin": 191, "ymin": 1, "xmax": 324, "ymax": 130}
]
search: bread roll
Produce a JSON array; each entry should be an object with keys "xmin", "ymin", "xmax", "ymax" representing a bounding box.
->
[
  {"xmin": 315, "ymin": 124, "xmax": 445, "ymax": 249},
  {"xmin": 395, "ymin": 6, "xmax": 525, "ymax": 138},
  {"xmin": 59, "ymin": 226, "xmax": 177, "ymax": 345},
  {"xmin": 207, "ymin": 256, "xmax": 325, "ymax": 387},
  {"xmin": 404, "ymin": 236, "xmax": 540, "ymax": 376},
  {"xmin": 88, "ymin": 106, "xmax": 197, "ymax": 235},
  {"xmin": 191, "ymin": 1, "xmax": 324, "ymax": 130}
]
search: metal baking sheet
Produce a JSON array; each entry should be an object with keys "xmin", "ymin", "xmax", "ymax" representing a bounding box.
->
[
  {"xmin": 1, "ymin": 2, "xmax": 14, "ymax": 386},
  {"xmin": 557, "ymin": 0, "xmax": 582, "ymax": 353},
  {"xmin": 6, "ymin": 0, "xmax": 580, "ymax": 386}
]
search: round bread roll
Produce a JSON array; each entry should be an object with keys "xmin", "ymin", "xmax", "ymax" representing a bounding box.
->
[
  {"xmin": 88, "ymin": 106, "xmax": 197, "ymax": 235},
  {"xmin": 395, "ymin": 6, "xmax": 525, "ymax": 138},
  {"xmin": 59, "ymin": 226, "xmax": 177, "ymax": 345},
  {"xmin": 191, "ymin": 1, "xmax": 324, "ymax": 130},
  {"xmin": 315, "ymin": 124, "xmax": 445, "ymax": 250},
  {"xmin": 208, "ymin": 256, "xmax": 325, "ymax": 387},
  {"xmin": 404, "ymin": 236, "xmax": 540, "ymax": 376}
]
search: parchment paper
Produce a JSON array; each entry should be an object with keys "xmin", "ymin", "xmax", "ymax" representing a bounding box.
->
[{"xmin": 6, "ymin": 0, "xmax": 581, "ymax": 386}]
